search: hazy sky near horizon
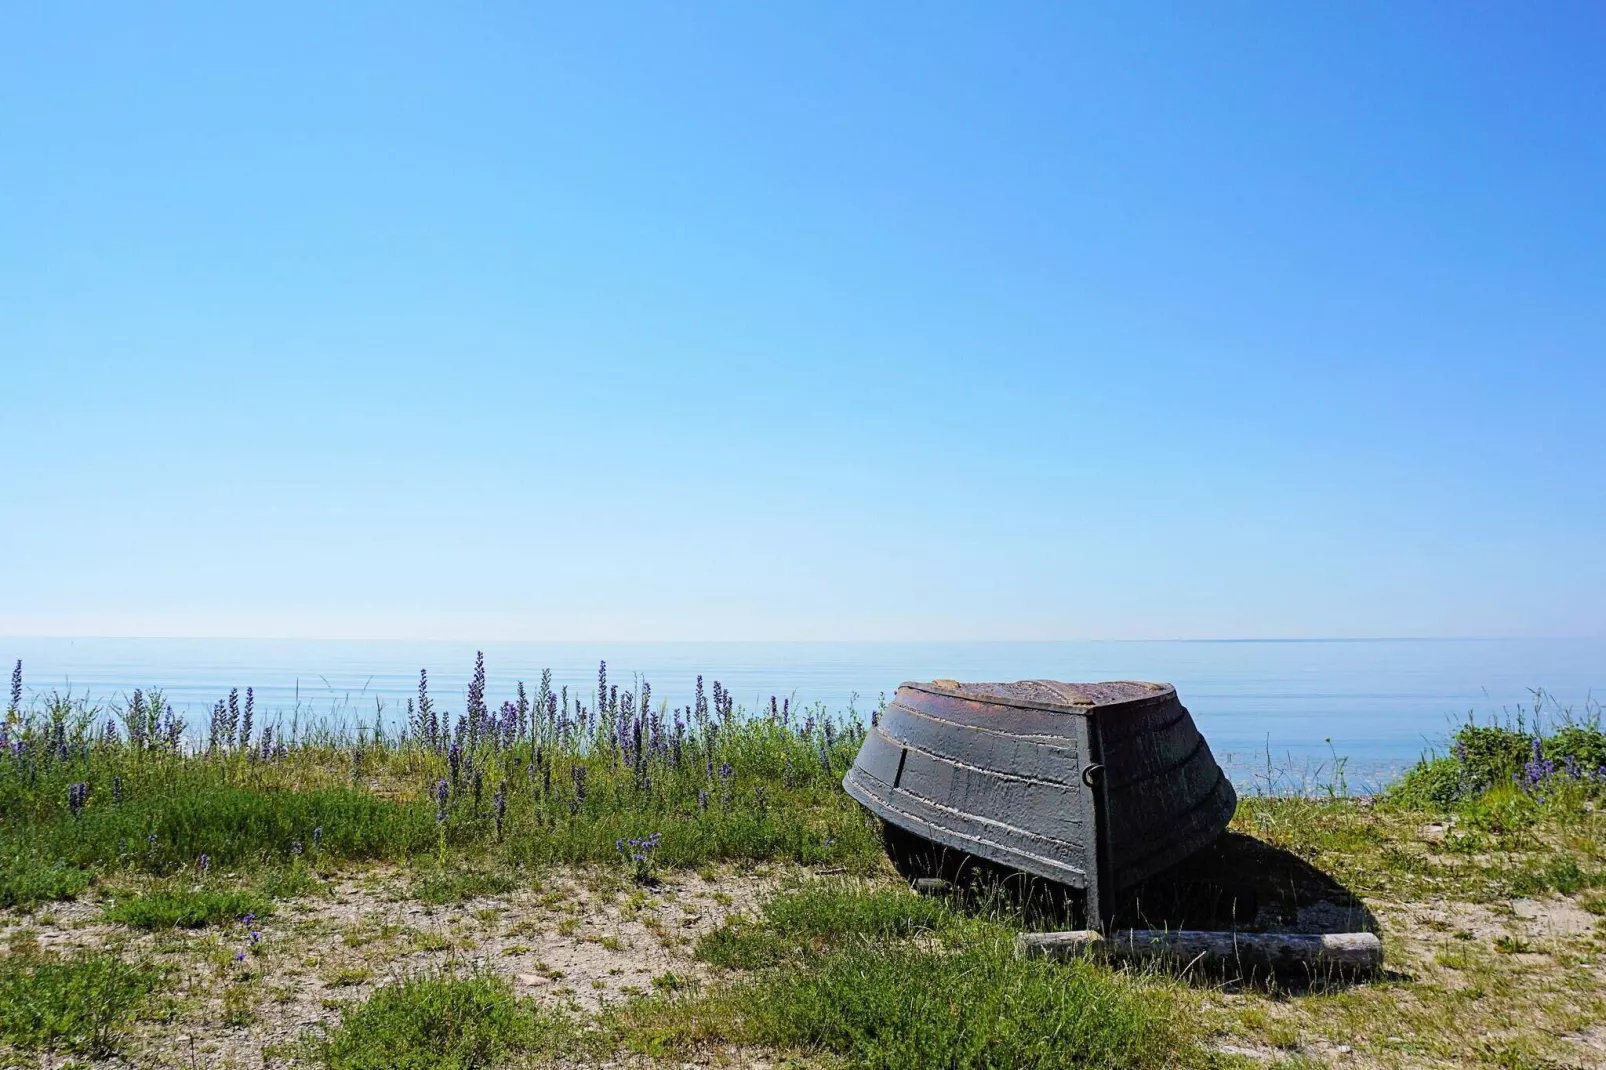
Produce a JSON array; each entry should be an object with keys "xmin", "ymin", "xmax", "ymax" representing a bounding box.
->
[{"xmin": 3, "ymin": 3, "xmax": 1603, "ymax": 642}]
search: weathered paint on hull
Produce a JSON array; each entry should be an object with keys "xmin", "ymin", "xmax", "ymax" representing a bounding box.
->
[{"xmin": 842, "ymin": 679, "xmax": 1236, "ymax": 925}]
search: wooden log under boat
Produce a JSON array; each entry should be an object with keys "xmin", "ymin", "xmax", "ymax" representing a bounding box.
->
[
  {"xmin": 1016, "ymin": 928, "xmax": 1383, "ymax": 974},
  {"xmin": 842, "ymin": 679, "xmax": 1237, "ymax": 926}
]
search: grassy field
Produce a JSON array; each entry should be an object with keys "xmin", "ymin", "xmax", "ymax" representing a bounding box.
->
[{"xmin": 2, "ymin": 658, "xmax": 1604, "ymax": 1068}]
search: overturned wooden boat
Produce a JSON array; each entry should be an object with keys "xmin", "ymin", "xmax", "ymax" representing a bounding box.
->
[{"xmin": 843, "ymin": 679, "xmax": 1237, "ymax": 926}]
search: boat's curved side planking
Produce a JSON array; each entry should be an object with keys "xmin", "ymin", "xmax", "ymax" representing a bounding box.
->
[{"xmin": 842, "ymin": 680, "xmax": 1237, "ymax": 921}]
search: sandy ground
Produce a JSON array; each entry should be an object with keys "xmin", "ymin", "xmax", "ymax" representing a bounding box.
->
[{"xmin": 1, "ymin": 864, "xmax": 788, "ymax": 1069}]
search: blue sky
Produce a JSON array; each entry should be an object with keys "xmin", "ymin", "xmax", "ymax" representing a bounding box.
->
[{"xmin": 3, "ymin": 3, "xmax": 1602, "ymax": 641}]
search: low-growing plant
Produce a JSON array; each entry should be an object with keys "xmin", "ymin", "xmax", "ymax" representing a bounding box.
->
[
  {"xmin": 255, "ymin": 862, "xmax": 329, "ymax": 900},
  {"xmin": 616, "ymin": 831, "xmax": 662, "ymax": 884},
  {"xmin": 292, "ymin": 970, "xmax": 573, "ymax": 1069},
  {"xmin": 411, "ymin": 867, "xmax": 518, "ymax": 905},
  {"xmin": 0, "ymin": 951, "xmax": 163, "ymax": 1056},
  {"xmin": 697, "ymin": 882, "xmax": 953, "ymax": 970},
  {"xmin": 0, "ymin": 848, "xmax": 93, "ymax": 909},
  {"xmin": 104, "ymin": 887, "xmax": 273, "ymax": 930}
]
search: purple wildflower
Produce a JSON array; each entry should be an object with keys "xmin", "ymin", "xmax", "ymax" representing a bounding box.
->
[
  {"xmin": 467, "ymin": 651, "xmax": 488, "ymax": 737},
  {"xmin": 616, "ymin": 831, "xmax": 662, "ymax": 882},
  {"xmin": 418, "ymin": 668, "xmax": 438, "ymax": 749},
  {"xmin": 500, "ymin": 701, "xmax": 519, "ymax": 750}
]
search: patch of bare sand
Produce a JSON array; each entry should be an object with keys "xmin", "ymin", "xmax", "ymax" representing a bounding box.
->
[{"xmin": 0, "ymin": 863, "xmax": 800, "ymax": 1069}]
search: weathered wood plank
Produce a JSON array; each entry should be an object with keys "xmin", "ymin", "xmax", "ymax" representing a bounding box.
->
[
  {"xmin": 879, "ymin": 705, "xmax": 1082, "ymax": 782},
  {"xmin": 1015, "ymin": 929, "xmax": 1383, "ymax": 972}
]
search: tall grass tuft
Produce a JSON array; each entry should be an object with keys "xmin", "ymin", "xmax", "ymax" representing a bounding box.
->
[{"xmin": 293, "ymin": 970, "xmax": 572, "ymax": 1070}]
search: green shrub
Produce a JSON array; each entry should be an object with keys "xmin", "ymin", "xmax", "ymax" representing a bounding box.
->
[
  {"xmin": 295, "ymin": 971, "xmax": 571, "ymax": 1069},
  {"xmin": 105, "ymin": 887, "xmax": 273, "ymax": 929},
  {"xmin": 1388, "ymin": 756, "xmax": 1464, "ymax": 810},
  {"xmin": 1543, "ymin": 724, "xmax": 1606, "ymax": 771},
  {"xmin": 1389, "ymin": 716, "xmax": 1606, "ymax": 811},
  {"xmin": 1452, "ymin": 724, "xmax": 1534, "ymax": 793},
  {"xmin": 0, "ymin": 952, "xmax": 163, "ymax": 1055}
]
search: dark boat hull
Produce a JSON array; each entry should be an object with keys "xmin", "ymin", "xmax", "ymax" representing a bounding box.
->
[{"xmin": 842, "ymin": 680, "xmax": 1236, "ymax": 925}]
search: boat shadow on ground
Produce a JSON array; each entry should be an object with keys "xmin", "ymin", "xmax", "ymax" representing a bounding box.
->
[{"xmin": 889, "ymin": 827, "xmax": 1400, "ymax": 991}]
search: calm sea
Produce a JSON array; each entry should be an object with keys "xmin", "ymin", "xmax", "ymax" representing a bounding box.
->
[{"xmin": 3, "ymin": 637, "xmax": 1601, "ymax": 792}]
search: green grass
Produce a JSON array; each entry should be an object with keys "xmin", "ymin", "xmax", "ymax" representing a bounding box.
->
[
  {"xmin": 255, "ymin": 860, "xmax": 331, "ymax": 899},
  {"xmin": 739, "ymin": 936, "xmax": 1190, "ymax": 1070},
  {"xmin": 0, "ymin": 666, "xmax": 880, "ymax": 888},
  {"xmin": 697, "ymin": 877, "xmax": 953, "ymax": 969},
  {"xmin": 292, "ymin": 970, "xmax": 572, "ymax": 1070},
  {"xmin": 104, "ymin": 886, "xmax": 273, "ymax": 929},
  {"xmin": 0, "ymin": 848, "xmax": 94, "ymax": 909},
  {"xmin": 0, "ymin": 951, "xmax": 163, "ymax": 1056},
  {"xmin": 411, "ymin": 866, "xmax": 518, "ymax": 905},
  {"xmin": 1236, "ymin": 729, "xmax": 1606, "ymax": 904},
  {"xmin": 614, "ymin": 883, "xmax": 1196, "ymax": 1070}
]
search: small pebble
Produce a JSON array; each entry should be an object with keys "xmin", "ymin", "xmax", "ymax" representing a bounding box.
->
[{"xmin": 1334, "ymin": 1045, "xmax": 1352, "ymax": 1054}]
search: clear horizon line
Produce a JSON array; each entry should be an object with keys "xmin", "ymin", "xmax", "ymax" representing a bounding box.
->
[{"xmin": 2, "ymin": 633, "xmax": 1598, "ymax": 645}]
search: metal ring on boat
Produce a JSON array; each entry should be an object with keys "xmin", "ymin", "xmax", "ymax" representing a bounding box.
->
[{"xmin": 1081, "ymin": 763, "xmax": 1104, "ymax": 787}]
